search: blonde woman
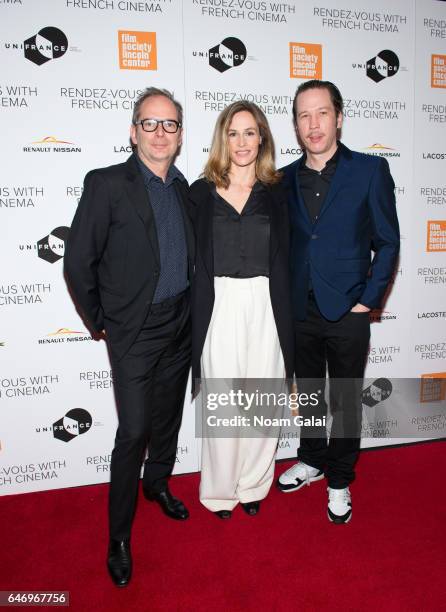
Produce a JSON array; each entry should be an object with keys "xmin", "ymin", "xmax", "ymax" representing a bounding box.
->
[{"xmin": 190, "ymin": 101, "xmax": 294, "ymax": 518}]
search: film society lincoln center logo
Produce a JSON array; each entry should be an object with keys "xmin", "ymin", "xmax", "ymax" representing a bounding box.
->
[
  {"xmin": 289, "ymin": 43, "xmax": 322, "ymax": 80},
  {"xmin": 420, "ymin": 373, "xmax": 446, "ymax": 403},
  {"xmin": 431, "ymin": 54, "xmax": 446, "ymax": 89},
  {"xmin": 118, "ymin": 30, "xmax": 157, "ymax": 71},
  {"xmin": 426, "ymin": 220, "xmax": 446, "ymax": 252}
]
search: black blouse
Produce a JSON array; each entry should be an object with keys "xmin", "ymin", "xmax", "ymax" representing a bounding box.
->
[{"xmin": 212, "ymin": 182, "xmax": 270, "ymax": 278}]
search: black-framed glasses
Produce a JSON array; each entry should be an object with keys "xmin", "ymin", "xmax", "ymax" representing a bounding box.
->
[{"xmin": 135, "ymin": 118, "xmax": 182, "ymax": 133}]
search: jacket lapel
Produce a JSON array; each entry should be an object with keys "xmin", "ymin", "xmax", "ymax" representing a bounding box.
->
[
  {"xmin": 124, "ymin": 154, "xmax": 160, "ymax": 266},
  {"xmin": 287, "ymin": 159, "xmax": 312, "ymax": 228},
  {"xmin": 266, "ymin": 185, "xmax": 281, "ymax": 265},
  {"xmin": 198, "ymin": 189, "xmax": 214, "ymax": 285},
  {"xmin": 175, "ymin": 179, "xmax": 195, "ymax": 264},
  {"xmin": 315, "ymin": 143, "xmax": 352, "ymax": 223},
  {"xmin": 189, "ymin": 181, "xmax": 214, "ymax": 285}
]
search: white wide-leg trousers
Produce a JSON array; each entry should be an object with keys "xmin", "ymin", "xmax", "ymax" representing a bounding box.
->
[{"xmin": 199, "ymin": 276, "xmax": 285, "ymax": 512}]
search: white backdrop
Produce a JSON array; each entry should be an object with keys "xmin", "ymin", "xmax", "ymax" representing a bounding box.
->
[{"xmin": 1, "ymin": 0, "xmax": 445, "ymax": 494}]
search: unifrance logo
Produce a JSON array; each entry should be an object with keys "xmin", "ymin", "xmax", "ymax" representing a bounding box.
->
[
  {"xmin": 37, "ymin": 227, "xmax": 70, "ymax": 263},
  {"xmin": 19, "ymin": 226, "xmax": 70, "ymax": 262},
  {"xmin": 209, "ymin": 37, "xmax": 246, "ymax": 73},
  {"xmin": 366, "ymin": 50, "xmax": 399, "ymax": 82},
  {"xmin": 52, "ymin": 409, "xmax": 92, "ymax": 443},
  {"xmin": 362, "ymin": 378, "xmax": 393, "ymax": 407},
  {"xmin": 24, "ymin": 27, "xmax": 68, "ymax": 66}
]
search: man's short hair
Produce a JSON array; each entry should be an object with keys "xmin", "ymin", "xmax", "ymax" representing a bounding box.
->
[
  {"xmin": 292, "ymin": 80, "xmax": 344, "ymax": 123},
  {"xmin": 132, "ymin": 87, "xmax": 183, "ymax": 126}
]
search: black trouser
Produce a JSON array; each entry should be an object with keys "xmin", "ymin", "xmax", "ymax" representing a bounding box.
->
[
  {"xmin": 295, "ymin": 295, "xmax": 370, "ymax": 489},
  {"xmin": 108, "ymin": 290, "xmax": 191, "ymax": 540}
]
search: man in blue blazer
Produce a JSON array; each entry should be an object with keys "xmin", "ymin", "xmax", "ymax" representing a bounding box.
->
[{"xmin": 277, "ymin": 80, "xmax": 400, "ymax": 523}]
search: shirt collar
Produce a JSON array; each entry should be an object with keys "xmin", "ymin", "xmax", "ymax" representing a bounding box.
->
[
  {"xmin": 211, "ymin": 180, "xmax": 265, "ymax": 194},
  {"xmin": 136, "ymin": 155, "xmax": 186, "ymax": 186},
  {"xmin": 251, "ymin": 180, "xmax": 266, "ymax": 193},
  {"xmin": 300, "ymin": 143, "xmax": 340, "ymax": 173}
]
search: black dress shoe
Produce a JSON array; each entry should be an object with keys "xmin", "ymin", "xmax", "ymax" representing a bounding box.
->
[
  {"xmin": 107, "ymin": 539, "xmax": 132, "ymax": 587},
  {"xmin": 144, "ymin": 487, "xmax": 189, "ymax": 520},
  {"xmin": 214, "ymin": 510, "xmax": 232, "ymax": 519},
  {"xmin": 241, "ymin": 501, "xmax": 261, "ymax": 516}
]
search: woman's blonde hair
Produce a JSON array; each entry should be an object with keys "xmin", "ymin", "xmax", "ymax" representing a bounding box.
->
[{"xmin": 203, "ymin": 101, "xmax": 282, "ymax": 188}]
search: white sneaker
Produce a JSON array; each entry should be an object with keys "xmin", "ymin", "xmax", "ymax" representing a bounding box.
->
[
  {"xmin": 327, "ymin": 487, "xmax": 352, "ymax": 524},
  {"xmin": 277, "ymin": 461, "xmax": 324, "ymax": 493}
]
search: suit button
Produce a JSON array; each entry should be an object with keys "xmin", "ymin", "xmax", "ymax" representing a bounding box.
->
[
  {"xmin": 311, "ymin": 234, "xmax": 318, "ymax": 239},
  {"xmin": 154, "ymin": 270, "xmax": 159, "ymax": 277}
]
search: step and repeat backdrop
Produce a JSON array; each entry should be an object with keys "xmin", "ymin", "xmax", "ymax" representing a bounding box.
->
[{"xmin": 1, "ymin": 0, "xmax": 445, "ymax": 494}]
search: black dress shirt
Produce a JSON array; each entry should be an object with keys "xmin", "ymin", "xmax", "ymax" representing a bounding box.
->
[
  {"xmin": 212, "ymin": 182, "xmax": 270, "ymax": 278},
  {"xmin": 137, "ymin": 157, "xmax": 189, "ymax": 303},
  {"xmin": 298, "ymin": 147, "xmax": 339, "ymax": 224}
]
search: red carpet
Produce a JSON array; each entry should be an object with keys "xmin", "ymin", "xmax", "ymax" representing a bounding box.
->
[{"xmin": 1, "ymin": 441, "xmax": 445, "ymax": 611}]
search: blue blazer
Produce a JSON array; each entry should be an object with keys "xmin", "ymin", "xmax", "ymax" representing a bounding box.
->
[{"xmin": 282, "ymin": 143, "xmax": 400, "ymax": 321}]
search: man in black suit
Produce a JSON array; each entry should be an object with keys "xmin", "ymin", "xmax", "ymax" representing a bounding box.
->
[
  {"xmin": 277, "ymin": 80, "xmax": 399, "ymax": 523},
  {"xmin": 64, "ymin": 88, "xmax": 194, "ymax": 586}
]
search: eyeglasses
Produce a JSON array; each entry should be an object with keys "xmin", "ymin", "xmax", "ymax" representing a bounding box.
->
[{"xmin": 135, "ymin": 118, "xmax": 182, "ymax": 133}]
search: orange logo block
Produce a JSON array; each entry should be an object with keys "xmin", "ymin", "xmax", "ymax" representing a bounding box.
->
[
  {"xmin": 426, "ymin": 220, "xmax": 446, "ymax": 252},
  {"xmin": 431, "ymin": 54, "xmax": 446, "ymax": 88},
  {"xmin": 47, "ymin": 328, "xmax": 86, "ymax": 336},
  {"xmin": 420, "ymin": 373, "xmax": 446, "ymax": 403},
  {"xmin": 289, "ymin": 43, "xmax": 322, "ymax": 79},
  {"xmin": 118, "ymin": 30, "xmax": 157, "ymax": 71}
]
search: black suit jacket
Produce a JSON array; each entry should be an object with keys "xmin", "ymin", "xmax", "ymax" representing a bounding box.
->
[
  {"xmin": 188, "ymin": 178, "xmax": 294, "ymax": 387},
  {"xmin": 64, "ymin": 154, "xmax": 194, "ymax": 360}
]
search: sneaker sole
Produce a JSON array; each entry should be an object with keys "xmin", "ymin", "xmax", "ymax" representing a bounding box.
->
[
  {"xmin": 327, "ymin": 509, "xmax": 352, "ymax": 524},
  {"xmin": 277, "ymin": 473, "xmax": 325, "ymax": 493}
]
